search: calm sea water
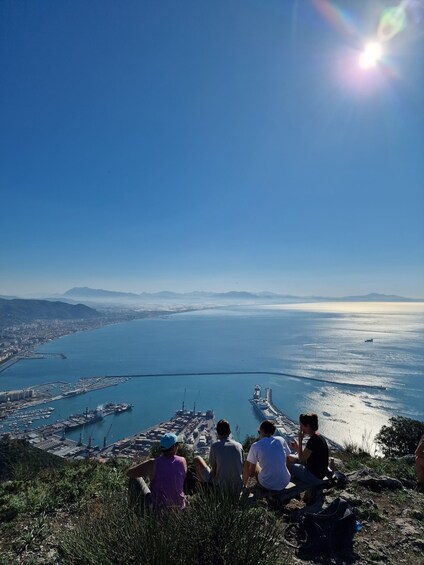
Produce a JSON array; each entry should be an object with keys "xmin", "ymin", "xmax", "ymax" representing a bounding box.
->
[{"xmin": 1, "ymin": 303, "xmax": 423, "ymax": 448}]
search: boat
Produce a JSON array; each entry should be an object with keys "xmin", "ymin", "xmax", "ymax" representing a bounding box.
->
[
  {"xmin": 114, "ymin": 403, "xmax": 132, "ymax": 414},
  {"xmin": 249, "ymin": 385, "xmax": 341, "ymax": 450},
  {"xmin": 249, "ymin": 385, "xmax": 298, "ymax": 440},
  {"xmin": 365, "ymin": 338, "xmax": 374, "ymax": 343},
  {"xmin": 63, "ymin": 389, "xmax": 83, "ymax": 397}
]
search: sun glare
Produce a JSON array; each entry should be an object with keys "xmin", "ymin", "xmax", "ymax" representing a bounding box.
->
[{"xmin": 358, "ymin": 41, "xmax": 383, "ymax": 69}]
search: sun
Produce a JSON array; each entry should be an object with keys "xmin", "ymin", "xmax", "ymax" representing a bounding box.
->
[{"xmin": 358, "ymin": 42, "xmax": 383, "ymax": 69}]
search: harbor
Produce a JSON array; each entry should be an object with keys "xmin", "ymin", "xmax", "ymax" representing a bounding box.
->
[
  {"xmin": 0, "ymin": 376, "xmax": 130, "ymax": 421},
  {"xmin": 100, "ymin": 406, "xmax": 215, "ymax": 459},
  {"xmin": 2, "ymin": 392, "xmax": 215, "ymax": 461},
  {"xmin": 9, "ymin": 402, "xmax": 133, "ymax": 459}
]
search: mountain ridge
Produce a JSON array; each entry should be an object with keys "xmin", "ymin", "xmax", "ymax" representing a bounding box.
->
[
  {"xmin": 62, "ymin": 287, "xmax": 423, "ymax": 302},
  {"xmin": 0, "ymin": 298, "xmax": 101, "ymax": 326}
]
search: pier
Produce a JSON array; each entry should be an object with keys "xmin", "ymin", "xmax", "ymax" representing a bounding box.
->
[
  {"xmin": 97, "ymin": 371, "xmax": 387, "ymax": 391},
  {"xmin": 10, "ymin": 403, "xmax": 133, "ymax": 459}
]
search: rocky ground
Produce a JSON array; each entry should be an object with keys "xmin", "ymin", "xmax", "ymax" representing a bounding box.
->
[{"xmin": 281, "ymin": 465, "xmax": 424, "ymax": 564}]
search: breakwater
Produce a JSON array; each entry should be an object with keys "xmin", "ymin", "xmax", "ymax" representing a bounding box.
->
[{"xmin": 99, "ymin": 371, "xmax": 387, "ymax": 391}]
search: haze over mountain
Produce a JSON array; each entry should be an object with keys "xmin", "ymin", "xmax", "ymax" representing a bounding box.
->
[{"xmin": 61, "ymin": 287, "xmax": 422, "ymax": 304}]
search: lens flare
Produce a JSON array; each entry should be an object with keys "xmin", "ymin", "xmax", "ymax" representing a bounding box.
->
[
  {"xmin": 358, "ymin": 41, "xmax": 383, "ymax": 69},
  {"xmin": 378, "ymin": 5, "xmax": 408, "ymax": 41}
]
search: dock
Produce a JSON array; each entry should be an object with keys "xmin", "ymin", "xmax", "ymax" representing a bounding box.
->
[
  {"xmin": 99, "ymin": 408, "xmax": 215, "ymax": 460},
  {"xmin": 8, "ymin": 403, "xmax": 132, "ymax": 458}
]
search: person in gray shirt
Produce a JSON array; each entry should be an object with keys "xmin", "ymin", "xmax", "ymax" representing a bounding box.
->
[{"xmin": 194, "ymin": 419, "xmax": 244, "ymax": 492}]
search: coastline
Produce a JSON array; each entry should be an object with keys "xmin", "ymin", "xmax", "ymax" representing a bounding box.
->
[{"xmin": 0, "ymin": 306, "xmax": 205, "ymax": 377}]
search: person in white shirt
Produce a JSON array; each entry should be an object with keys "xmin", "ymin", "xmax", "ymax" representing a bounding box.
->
[{"xmin": 243, "ymin": 419, "xmax": 291, "ymax": 491}]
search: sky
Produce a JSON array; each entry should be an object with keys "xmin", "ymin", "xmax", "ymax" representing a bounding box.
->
[{"xmin": 1, "ymin": 0, "xmax": 423, "ymax": 298}]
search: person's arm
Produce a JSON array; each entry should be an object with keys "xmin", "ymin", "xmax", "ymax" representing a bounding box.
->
[
  {"xmin": 243, "ymin": 445, "xmax": 257, "ymax": 486},
  {"xmin": 298, "ymin": 447, "xmax": 312, "ymax": 465},
  {"xmin": 246, "ymin": 462, "xmax": 256, "ymax": 478},
  {"xmin": 127, "ymin": 458, "xmax": 156, "ymax": 480},
  {"xmin": 292, "ymin": 431, "xmax": 312, "ymax": 465},
  {"xmin": 415, "ymin": 435, "xmax": 424, "ymax": 457},
  {"xmin": 209, "ymin": 445, "xmax": 217, "ymax": 478}
]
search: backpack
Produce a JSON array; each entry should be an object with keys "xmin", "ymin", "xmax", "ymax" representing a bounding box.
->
[{"xmin": 285, "ymin": 497, "xmax": 357, "ymax": 554}]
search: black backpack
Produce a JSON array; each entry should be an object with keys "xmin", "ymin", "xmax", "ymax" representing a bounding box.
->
[{"xmin": 285, "ymin": 497, "xmax": 357, "ymax": 554}]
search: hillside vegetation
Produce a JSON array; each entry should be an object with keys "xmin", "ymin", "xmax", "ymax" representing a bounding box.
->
[
  {"xmin": 0, "ymin": 298, "xmax": 100, "ymax": 326},
  {"xmin": 0, "ymin": 431, "xmax": 423, "ymax": 565}
]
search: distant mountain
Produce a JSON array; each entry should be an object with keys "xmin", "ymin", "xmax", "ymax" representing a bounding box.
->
[
  {"xmin": 0, "ymin": 298, "xmax": 101, "ymax": 326},
  {"xmin": 62, "ymin": 287, "xmax": 302, "ymax": 302},
  {"xmin": 64, "ymin": 287, "xmax": 140, "ymax": 300},
  {"xmin": 60, "ymin": 287, "xmax": 423, "ymax": 304}
]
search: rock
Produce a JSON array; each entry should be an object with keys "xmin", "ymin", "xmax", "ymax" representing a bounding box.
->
[
  {"xmin": 332, "ymin": 490, "xmax": 363, "ymax": 506},
  {"xmin": 412, "ymin": 538, "xmax": 424, "ymax": 550},
  {"xmin": 401, "ymin": 508, "xmax": 423, "ymax": 520},
  {"xmin": 400, "ymin": 478, "xmax": 417, "ymax": 489},
  {"xmin": 400, "ymin": 454, "xmax": 416, "ymax": 464},
  {"xmin": 357, "ymin": 475, "xmax": 403, "ymax": 492},
  {"xmin": 394, "ymin": 518, "xmax": 420, "ymax": 537},
  {"xmin": 366, "ymin": 541, "xmax": 387, "ymax": 561}
]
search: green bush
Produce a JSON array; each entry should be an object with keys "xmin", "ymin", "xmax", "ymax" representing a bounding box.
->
[
  {"xmin": 0, "ymin": 457, "xmax": 128, "ymax": 522},
  {"xmin": 0, "ymin": 438, "xmax": 63, "ymax": 481},
  {"xmin": 242, "ymin": 434, "xmax": 257, "ymax": 452},
  {"xmin": 375, "ymin": 416, "xmax": 424, "ymax": 457},
  {"xmin": 60, "ymin": 489, "xmax": 287, "ymax": 565}
]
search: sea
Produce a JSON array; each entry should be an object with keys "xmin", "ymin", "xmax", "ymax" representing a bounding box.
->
[{"xmin": 1, "ymin": 302, "xmax": 423, "ymax": 449}]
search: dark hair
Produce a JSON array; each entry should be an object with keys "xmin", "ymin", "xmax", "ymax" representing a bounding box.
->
[
  {"xmin": 216, "ymin": 419, "xmax": 231, "ymax": 436},
  {"xmin": 260, "ymin": 420, "xmax": 276, "ymax": 436},
  {"xmin": 299, "ymin": 413, "xmax": 319, "ymax": 431}
]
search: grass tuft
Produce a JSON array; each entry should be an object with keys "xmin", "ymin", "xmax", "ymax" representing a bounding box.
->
[{"xmin": 60, "ymin": 489, "xmax": 288, "ymax": 565}]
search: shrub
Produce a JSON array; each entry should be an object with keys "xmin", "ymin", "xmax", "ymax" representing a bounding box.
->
[
  {"xmin": 60, "ymin": 489, "xmax": 287, "ymax": 565},
  {"xmin": 375, "ymin": 416, "xmax": 424, "ymax": 457},
  {"xmin": 243, "ymin": 434, "xmax": 257, "ymax": 452},
  {"xmin": 0, "ymin": 457, "xmax": 128, "ymax": 523},
  {"xmin": 0, "ymin": 438, "xmax": 63, "ymax": 481}
]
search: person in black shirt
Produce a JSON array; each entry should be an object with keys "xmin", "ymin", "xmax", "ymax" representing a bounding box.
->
[{"xmin": 288, "ymin": 413, "xmax": 329, "ymax": 485}]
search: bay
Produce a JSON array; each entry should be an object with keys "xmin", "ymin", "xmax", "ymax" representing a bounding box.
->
[{"xmin": 1, "ymin": 302, "xmax": 423, "ymax": 449}]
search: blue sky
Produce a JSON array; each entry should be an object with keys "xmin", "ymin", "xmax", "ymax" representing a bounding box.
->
[{"xmin": 1, "ymin": 0, "xmax": 423, "ymax": 297}]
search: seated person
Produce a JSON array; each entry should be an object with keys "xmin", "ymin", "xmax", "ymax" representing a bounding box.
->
[
  {"xmin": 193, "ymin": 419, "xmax": 244, "ymax": 492},
  {"xmin": 288, "ymin": 413, "xmax": 329, "ymax": 485},
  {"xmin": 243, "ymin": 419, "xmax": 291, "ymax": 492},
  {"xmin": 127, "ymin": 432, "xmax": 187, "ymax": 511}
]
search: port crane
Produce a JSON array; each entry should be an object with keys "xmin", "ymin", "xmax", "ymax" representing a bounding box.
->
[{"xmin": 103, "ymin": 421, "xmax": 113, "ymax": 449}]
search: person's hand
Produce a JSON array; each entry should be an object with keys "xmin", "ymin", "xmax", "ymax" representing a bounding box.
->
[
  {"xmin": 298, "ymin": 429, "xmax": 304, "ymax": 442},
  {"xmin": 291, "ymin": 439, "xmax": 299, "ymax": 451}
]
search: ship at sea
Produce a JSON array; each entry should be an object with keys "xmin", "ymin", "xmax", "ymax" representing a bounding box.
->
[{"xmin": 249, "ymin": 385, "xmax": 341, "ymax": 450}]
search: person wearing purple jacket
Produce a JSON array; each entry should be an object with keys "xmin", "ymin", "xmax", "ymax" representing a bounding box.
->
[{"xmin": 127, "ymin": 432, "xmax": 187, "ymax": 512}]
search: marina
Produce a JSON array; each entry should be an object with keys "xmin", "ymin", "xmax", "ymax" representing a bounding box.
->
[{"xmin": 0, "ymin": 376, "xmax": 130, "ymax": 422}]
